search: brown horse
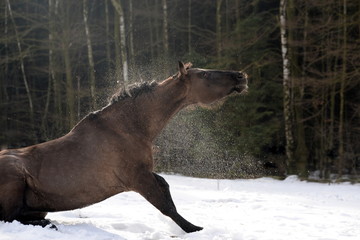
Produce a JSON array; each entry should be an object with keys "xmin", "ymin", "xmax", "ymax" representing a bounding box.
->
[{"xmin": 0, "ymin": 62, "xmax": 248, "ymax": 233}]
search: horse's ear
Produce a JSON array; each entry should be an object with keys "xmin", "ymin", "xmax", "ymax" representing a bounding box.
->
[
  {"xmin": 178, "ymin": 61, "xmax": 187, "ymax": 76},
  {"xmin": 184, "ymin": 62, "xmax": 193, "ymax": 70}
]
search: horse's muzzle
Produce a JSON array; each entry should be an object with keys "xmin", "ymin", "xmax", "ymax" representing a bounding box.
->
[{"xmin": 234, "ymin": 72, "xmax": 248, "ymax": 94}]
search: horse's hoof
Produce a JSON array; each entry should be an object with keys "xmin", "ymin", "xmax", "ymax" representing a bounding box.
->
[
  {"xmin": 21, "ymin": 219, "xmax": 58, "ymax": 230},
  {"xmin": 192, "ymin": 225, "xmax": 203, "ymax": 232},
  {"xmin": 49, "ymin": 223, "xmax": 58, "ymax": 230},
  {"xmin": 184, "ymin": 225, "xmax": 203, "ymax": 233}
]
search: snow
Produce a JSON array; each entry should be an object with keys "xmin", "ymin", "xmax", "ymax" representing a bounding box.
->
[{"xmin": 1, "ymin": 174, "xmax": 359, "ymax": 240}]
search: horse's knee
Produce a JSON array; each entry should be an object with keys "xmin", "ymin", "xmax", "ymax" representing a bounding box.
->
[
  {"xmin": 151, "ymin": 173, "xmax": 178, "ymax": 214},
  {"xmin": 153, "ymin": 173, "xmax": 169, "ymax": 189},
  {"xmin": 134, "ymin": 172, "xmax": 176, "ymax": 213}
]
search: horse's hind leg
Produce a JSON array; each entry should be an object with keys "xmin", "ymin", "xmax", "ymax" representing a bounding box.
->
[
  {"xmin": 134, "ymin": 172, "xmax": 203, "ymax": 233},
  {"xmin": 0, "ymin": 160, "xmax": 26, "ymax": 222},
  {"xmin": 17, "ymin": 212, "xmax": 57, "ymax": 229},
  {"xmin": 0, "ymin": 185, "xmax": 56, "ymax": 228},
  {"xmin": 0, "ymin": 158, "xmax": 55, "ymax": 229},
  {"xmin": 0, "ymin": 181, "xmax": 25, "ymax": 222}
]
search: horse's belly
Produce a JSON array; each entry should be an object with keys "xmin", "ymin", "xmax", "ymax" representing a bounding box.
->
[
  {"xmin": 25, "ymin": 181, "xmax": 125, "ymax": 212},
  {"xmin": 24, "ymin": 157, "xmax": 130, "ymax": 211}
]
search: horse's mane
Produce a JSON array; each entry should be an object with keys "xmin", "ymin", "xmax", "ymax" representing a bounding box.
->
[
  {"xmin": 109, "ymin": 62, "xmax": 193, "ymax": 104},
  {"xmin": 109, "ymin": 81, "xmax": 159, "ymax": 104},
  {"xmin": 79, "ymin": 80, "xmax": 162, "ymax": 127},
  {"xmin": 77, "ymin": 62, "xmax": 193, "ymax": 128}
]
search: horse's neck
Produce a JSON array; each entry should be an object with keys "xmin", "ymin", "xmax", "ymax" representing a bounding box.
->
[
  {"xmin": 140, "ymin": 79, "xmax": 189, "ymax": 141},
  {"xmin": 105, "ymin": 79, "xmax": 188, "ymax": 141}
]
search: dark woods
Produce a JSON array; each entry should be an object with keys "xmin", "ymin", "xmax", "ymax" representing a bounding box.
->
[{"xmin": 0, "ymin": 0, "xmax": 359, "ymax": 180}]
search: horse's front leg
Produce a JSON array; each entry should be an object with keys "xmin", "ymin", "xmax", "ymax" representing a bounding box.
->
[{"xmin": 133, "ymin": 172, "xmax": 203, "ymax": 233}]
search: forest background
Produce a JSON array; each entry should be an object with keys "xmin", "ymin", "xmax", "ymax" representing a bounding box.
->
[{"xmin": 0, "ymin": 0, "xmax": 359, "ymax": 180}]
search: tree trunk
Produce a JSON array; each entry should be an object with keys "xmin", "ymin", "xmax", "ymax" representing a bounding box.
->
[
  {"xmin": 77, "ymin": 76, "xmax": 81, "ymax": 120},
  {"xmin": 225, "ymin": 0, "xmax": 230, "ymax": 34},
  {"xmin": 114, "ymin": 10, "xmax": 121, "ymax": 80},
  {"xmin": 129, "ymin": 0, "xmax": 135, "ymax": 71},
  {"xmin": 6, "ymin": 0, "xmax": 35, "ymax": 139},
  {"xmin": 41, "ymin": 9, "xmax": 53, "ymax": 138},
  {"xmin": 146, "ymin": 0, "xmax": 154, "ymax": 60},
  {"xmin": 294, "ymin": 108, "xmax": 308, "ymax": 177},
  {"xmin": 327, "ymin": 1, "xmax": 341, "ymax": 179},
  {"xmin": 1, "ymin": 3, "xmax": 9, "ymax": 134},
  {"xmin": 235, "ymin": 0, "xmax": 241, "ymax": 64},
  {"xmin": 63, "ymin": 42, "xmax": 75, "ymax": 129},
  {"xmin": 49, "ymin": 0, "xmax": 63, "ymax": 133},
  {"xmin": 43, "ymin": 0, "xmax": 56, "ymax": 137},
  {"xmin": 104, "ymin": 0, "xmax": 111, "ymax": 71},
  {"xmin": 83, "ymin": 0, "xmax": 96, "ymax": 109},
  {"xmin": 111, "ymin": 0, "xmax": 129, "ymax": 86},
  {"xmin": 280, "ymin": 0, "xmax": 295, "ymax": 173},
  {"xmin": 293, "ymin": 0, "xmax": 308, "ymax": 178},
  {"xmin": 154, "ymin": 0, "xmax": 160, "ymax": 57},
  {"xmin": 62, "ymin": 0, "xmax": 75, "ymax": 129},
  {"xmin": 216, "ymin": 0, "xmax": 223, "ymax": 63},
  {"xmin": 188, "ymin": 0, "xmax": 192, "ymax": 55},
  {"xmin": 162, "ymin": 0, "xmax": 169, "ymax": 57},
  {"xmin": 338, "ymin": 0, "xmax": 347, "ymax": 177}
]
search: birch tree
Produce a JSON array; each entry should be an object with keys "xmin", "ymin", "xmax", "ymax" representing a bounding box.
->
[
  {"xmin": 280, "ymin": 0, "xmax": 295, "ymax": 171},
  {"xmin": 162, "ymin": 0, "xmax": 169, "ymax": 57},
  {"xmin": 111, "ymin": 0, "xmax": 128, "ymax": 86}
]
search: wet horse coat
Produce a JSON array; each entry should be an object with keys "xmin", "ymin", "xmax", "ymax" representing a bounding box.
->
[{"xmin": 0, "ymin": 62, "xmax": 248, "ymax": 232}]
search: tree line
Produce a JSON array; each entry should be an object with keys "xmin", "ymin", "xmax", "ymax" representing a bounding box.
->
[{"xmin": 0, "ymin": 0, "xmax": 359, "ymax": 180}]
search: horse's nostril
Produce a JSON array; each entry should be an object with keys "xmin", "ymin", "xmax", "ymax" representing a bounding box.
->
[
  {"xmin": 236, "ymin": 72, "xmax": 247, "ymax": 83},
  {"xmin": 241, "ymin": 72, "xmax": 249, "ymax": 82}
]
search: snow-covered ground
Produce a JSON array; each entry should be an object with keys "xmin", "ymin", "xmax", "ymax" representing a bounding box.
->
[{"xmin": 1, "ymin": 174, "xmax": 359, "ymax": 240}]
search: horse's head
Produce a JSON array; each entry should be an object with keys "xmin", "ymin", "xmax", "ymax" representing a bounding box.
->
[{"xmin": 178, "ymin": 61, "xmax": 248, "ymax": 104}]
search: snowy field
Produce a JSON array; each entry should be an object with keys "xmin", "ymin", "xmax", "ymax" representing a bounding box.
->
[{"xmin": 1, "ymin": 174, "xmax": 359, "ymax": 240}]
